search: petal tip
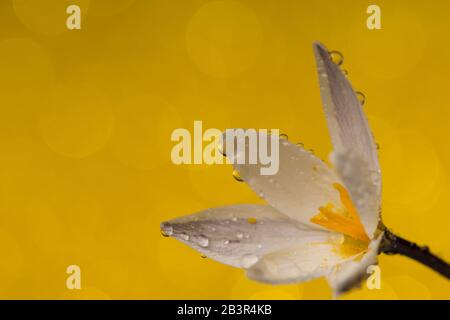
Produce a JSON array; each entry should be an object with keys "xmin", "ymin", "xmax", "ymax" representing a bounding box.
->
[
  {"xmin": 312, "ymin": 41, "xmax": 329, "ymax": 60},
  {"xmin": 160, "ymin": 221, "xmax": 174, "ymax": 237}
]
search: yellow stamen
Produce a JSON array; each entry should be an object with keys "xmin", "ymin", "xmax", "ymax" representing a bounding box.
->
[
  {"xmin": 335, "ymin": 235, "xmax": 368, "ymax": 258},
  {"xmin": 310, "ymin": 183, "xmax": 370, "ymax": 242}
]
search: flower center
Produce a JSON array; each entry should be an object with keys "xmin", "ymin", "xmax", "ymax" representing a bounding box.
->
[{"xmin": 310, "ymin": 183, "xmax": 370, "ymax": 243}]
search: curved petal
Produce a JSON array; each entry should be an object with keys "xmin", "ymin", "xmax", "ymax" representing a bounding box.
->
[
  {"xmin": 160, "ymin": 204, "xmax": 333, "ymax": 269},
  {"xmin": 313, "ymin": 42, "xmax": 382, "ymax": 237},
  {"xmin": 221, "ymin": 131, "xmax": 344, "ymax": 230},
  {"xmin": 332, "ymin": 151, "xmax": 380, "ymax": 238},
  {"xmin": 327, "ymin": 233, "xmax": 383, "ymax": 297},
  {"xmin": 246, "ymin": 238, "xmax": 346, "ymax": 284}
]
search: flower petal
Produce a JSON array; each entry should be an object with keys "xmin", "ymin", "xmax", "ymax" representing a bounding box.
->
[
  {"xmin": 246, "ymin": 239, "xmax": 345, "ymax": 284},
  {"xmin": 313, "ymin": 42, "xmax": 382, "ymax": 237},
  {"xmin": 332, "ymin": 151, "xmax": 380, "ymax": 238},
  {"xmin": 160, "ymin": 204, "xmax": 333, "ymax": 269},
  {"xmin": 222, "ymin": 131, "xmax": 344, "ymax": 229},
  {"xmin": 327, "ymin": 233, "xmax": 383, "ymax": 297}
]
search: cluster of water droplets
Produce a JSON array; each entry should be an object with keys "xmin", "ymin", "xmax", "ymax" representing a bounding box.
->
[
  {"xmin": 230, "ymin": 132, "xmax": 322, "ymax": 185},
  {"xmin": 330, "ymin": 50, "xmax": 380, "ymax": 150},
  {"xmin": 329, "ymin": 50, "xmax": 365, "ymax": 107}
]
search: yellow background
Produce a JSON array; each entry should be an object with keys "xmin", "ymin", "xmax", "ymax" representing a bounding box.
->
[{"xmin": 0, "ymin": 0, "xmax": 449, "ymax": 299}]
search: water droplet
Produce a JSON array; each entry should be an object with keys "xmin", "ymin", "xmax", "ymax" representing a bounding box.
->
[
  {"xmin": 236, "ymin": 232, "xmax": 244, "ymax": 239},
  {"xmin": 160, "ymin": 223, "xmax": 173, "ymax": 237},
  {"xmin": 247, "ymin": 217, "xmax": 257, "ymax": 224},
  {"xmin": 223, "ymin": 240, "xmax": 229, "ymax": 245},
  {"xmin": 341, "ymin": 69, "xmax": 348, "ymax": 76},
  {"xmin": 376, "ymin": 143, "xmax": 380, "ymax": 150},
  {"xmin": 240, "ymin": 254, "xmax": 259, "ymax": 268},
  {"xmin": 308, "ymin": 148, "xmax": 314, "ymax": 154},
  {"xmin": 329, "ymin": 50, "xmax": 344, "ymax": 66},
  {"xmin": 279, "ymin": 133, "xmax": 288, "ymax": 141},
  {"xmin": 218, "ymin": 143, "xmax": 226, "ymax": 156},
  {"xmin": 231, "ymin": 216, "xmax": 238, "ymax": 222},
  {"xmin": 355, "ymin": 91, "xmax": 365, "ymax": 106},
  {"xmin": 201, "ymin": 254, "xmax": 207, "ymax": 259},
  {"xmin": 232, "ymin": 169, "xmax": 244, "ymax": 182},
  {"xmin": 296, "ymin": 142, "xmax": 304, "ymax": 148},
  {"xmin": 195, "ymin": 236, "xmax": 209, "ymax": 247},
  {"xmin": 258, "ymin": 192, "xmax": 265, "ymax": 198},
  {"xmin": 179, "ymin": 233, "xmax": 190, "ymax": 241}
]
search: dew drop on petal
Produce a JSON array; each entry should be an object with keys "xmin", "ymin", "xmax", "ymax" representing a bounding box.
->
[
  {"xmin": 232, "ymin": 169, "xmax": 244, "ymax": 182},
  {"xmin": 201, "ymin": 254, "xmax": 207, "ymax": 259},
  {"xmin": 195, "ymin": 235, "xmax": 209, "ymax": 247},
  {"xmin": 355, "ymin": 91, "xmax": 366, "ymax": 106},
  {"xmin": 160, "ymin": 223, "xmax": 173, "ymax": 237},
  {"xmin": 236, "ymin": 232, "xmax": 244, "ymax": 239},
  {"xmin": 240, "ymin": 254, "xmax": 259, "ymax": 268},
  {"xmin": 217, "ymin": 143, "xmax": 226, "ymax": 156},
  {"xmin": 179, "ymin": 233, "xmax": 190, "ymax": 241},
  {"xmin": 279, "ymin": 133, "xmax": 288, "ymax": 141},
  {"xmin": 329, "ymin": 50, "xmax": 344, "ymax": 66},
  {"xmin": 223, "ymin": 240, "xmax": 230, "ymax": 245}
]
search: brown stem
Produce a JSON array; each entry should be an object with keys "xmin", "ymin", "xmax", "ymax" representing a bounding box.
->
[{"xmin": 380, "ymin": 228, "xmax": 450, "ymax": 279}]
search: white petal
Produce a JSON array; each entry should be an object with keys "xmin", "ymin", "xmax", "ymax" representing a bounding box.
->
[
  {"xmin": 160, "ymin": 204, "xmax": 333, "ymax": 269},
  {"xmin": 332, "ymin": 151, "xmax": 380, "ymax": 237},
  {"xmin": 222, "ymin": 131, "xmax": 344, "ymax": 229},
  {"xmin": 313, "ymin": 42, "xmax": 382, "ymax": 237},
  {"xmin": 246, "ymin": 238, "xmax": 346, "ymax": 284},
  {"xmin": 327, "ymin": 233, "xmax": 383, "ymax": 297}
]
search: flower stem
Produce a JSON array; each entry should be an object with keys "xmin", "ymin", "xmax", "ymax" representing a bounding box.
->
[{"xmin": 380, "ymin": 228, "xmax": 450, "ymax": 279}]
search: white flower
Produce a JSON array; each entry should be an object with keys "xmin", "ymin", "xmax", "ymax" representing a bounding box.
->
[{"xmin": 161, "ymin": 42, "xmax": 384, "ymax": 297}]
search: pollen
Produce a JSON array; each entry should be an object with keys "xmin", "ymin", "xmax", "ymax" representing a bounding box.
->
[
  {"xmin": 247, "ymin": 217, "xmax": 257, "ymax": 224},
  {"xmin": 310, "ymin": 183, "xmax": 370, "ymax": 242}
]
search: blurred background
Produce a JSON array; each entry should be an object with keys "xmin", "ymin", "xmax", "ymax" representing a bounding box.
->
[{"xmin": 0, "ymin": 0, "xmax": 449, "ymax": 299}]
